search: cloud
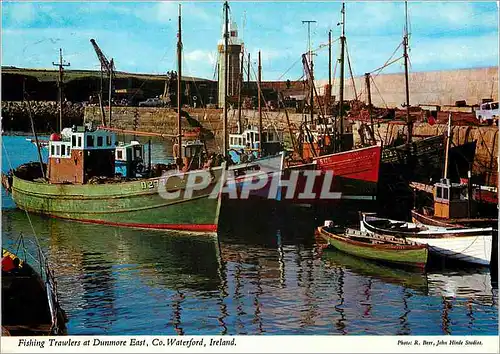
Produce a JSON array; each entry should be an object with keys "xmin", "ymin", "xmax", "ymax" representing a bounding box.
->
[
  {"xmin": 410, "ymin": 34, "xmax": 499, "ymax": 68},
  {"xmin": 132, "ymin": 2, "xmax": 212, "ymax": 25},
  {"xmin": 410, "ymin": 2, "xmax": 493, "ymax": 27},
  {"xmin": 3, "ymin": 2, "xmax": 36, "ymax": 25},
  {"xmin": 136, "ymin": 2, "xmax": 177, "ymax": 24},
  {"xmin": 182, "ymin": 50, "xmax": 217, "ymax": 79},
  {"xmin": 1, "ymin": 2, "xmax": 497, "ymax": 81},
  {"xmin": 185, "ymin": 49, "xmax": 216, "ymax": 65}
]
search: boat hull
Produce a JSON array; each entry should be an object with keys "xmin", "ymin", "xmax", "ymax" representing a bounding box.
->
[
  {"xmin": 361, "ymin": 213, "xmax": 493, "ymax": 266},
  {"xmin": 406, "ymin": 235, "xmax": 492, "ymax": 266},
  {"xmin": 318, "ymin": 227, "xmax": 428, "ymax": 269},
  {"xmin": 11, "ymin": 166, "xmax": 226, "ymax": 233},
  {"xmin": 2, "ymin": 248, "xmax": 67, "ymax": 336},
  {"xmin": 281, "ymin": 145, "xmax": 381, "ymax": 209},
  {"xmin": 226, "ymin": 152, "xmax": 284, "ymax": 201},
  {"xmin": 411, "ymin": 209, "xmax": 497, "ymax": 229}
]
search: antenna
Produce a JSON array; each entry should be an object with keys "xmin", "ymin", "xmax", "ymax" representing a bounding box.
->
[{"xmin": 302, "ymin": 20, "xmax": 317, "ymax": 68}]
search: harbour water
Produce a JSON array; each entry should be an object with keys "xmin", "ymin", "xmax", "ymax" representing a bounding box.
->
[{"xmin": 2, "ymin": 135, "xmax": 498, "ymax": 335}]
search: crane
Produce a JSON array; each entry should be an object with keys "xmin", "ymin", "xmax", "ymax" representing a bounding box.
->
[{"xmin": 90, "ymin": 39, "xmax": 115, "ymax": 127}]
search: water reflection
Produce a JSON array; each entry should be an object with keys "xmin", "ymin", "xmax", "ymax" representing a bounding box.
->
[
  {"xmin": 171, "ymin": 290, "xmax": 185, "ymax": 335},
  {"xmin": 216, "ymin": 259, "xmax": 229, "ymax": 335},
  {"xmin": 427, "ymin": 269, "xmax": 495, "ymax": 304},
  {"xmin": 2, "ymin": 209, "xmax": 223, "ymax": 334},
  {"xmin": 398, "ymin": 288, "xmax": 412, "ymax": 335},
  {"xmin": 321, "ymin": 248, "xmax": 429, "ymax": 295},
  {"xmin": 3, "ymin": 134, "xmax": 497, "ymax": 335},
  {"xmin": 321, "ymin": 247, "xmax": 497, "ymax": 335},
  {"xmin": 427, "ymin": 268, "xmax": 496, "ymax": 335},
  {"xmin": 2, "ymin": 206, "xmax": 498, "ymax": 335}
]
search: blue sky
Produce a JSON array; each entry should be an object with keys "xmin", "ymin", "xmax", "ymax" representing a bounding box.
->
[{"xmin": 2, "ymin": 1, "xmax": 499, "ymax": 81}]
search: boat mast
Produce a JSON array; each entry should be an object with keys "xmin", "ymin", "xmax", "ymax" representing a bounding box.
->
[
  {"xmin": 258, "ymin": 50, "xmax": 262, "ymax": 156},
  {"xmin": 52, "ymin": 48, "xmax": 70, "ymax": 132},
  {"xmin": 443, "ymin": 112, "xmax": 452, "ymax": 180},
  {"xmin": 339, "ymin": 3, "xmax": 345, "ymax": 152},
  {"xmin": 177, "ymin": 4, "xmax": 183, "ymax": 159},
  {"xmin": 108, "ymin": 58, "xmax": 114, "ymax": 127},
  {"xmin": 328, "ymin": 29, "xmax": 332, "ymax": 110},
  {"xmin": 25, "ymin": 92, "xmax": 46, "ymax": 179},
  {"xmin": 365, "ymin": 72, "xmax": 375, "ymax": 144},
  {"xmin": 403, "ymin": 0, "xmax": 412, "ymax": 144},
  {"xmin": 302, "ymin": 20, "xmax": 316, "ymax": 125},
  {"xmin": 247, "ymin": 53, "xmax": 250, "ymax": 84},
  {"xmin": 222, "ymin": 1, "xmax": 229, "ymax": 157},
  {"xmin": 237, "ymin": 52, "xmax": 243, "ymax": 134}
]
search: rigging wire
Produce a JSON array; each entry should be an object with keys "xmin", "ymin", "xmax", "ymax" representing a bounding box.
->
[
  {"xmin": 277, "ymin": 56, "xmax": 303, "ymax": 82},
  {"xmin": 370, "ymin": 55, "xmax": 405, "ymax": 76},
  {"xmin": 247, "ymin": 55, "xmax": 282, "ymax": 131},
  {"xmin": 370, "ymin": 75, "xmax": 389, "ymax": 109},
  {"xmin": 344, "ymin": 39, "xmax": 358, "ymax": 100},
  {"xmin": 182, "ymin": 57, "xmax": 223, "ymax": 151},
  {"xmin": 370, "ymin": 41, "xmax": 403, "ymax": 77},
  {"xmin": 213, "ymin": 51, "xmax": 220, "ymax": 81},
  {"xmin": 331, "ymin": 56, "xmax": 338, "ymax": 92},
  {"xmin": 2, "ymin": 140, "xmax": 51, "ymax": 271}
]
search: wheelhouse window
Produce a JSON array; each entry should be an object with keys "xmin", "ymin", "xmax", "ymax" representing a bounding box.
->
[
  {"xmin": 51, "ymin": 145, "xmax": 55, "ymax": 156},
  {"xmin": 106, "ymin": 136, "xmax": 112, "ymax": 146},
  {"xmin": 443, "ymin": 187, "xmax": 449, "ymax": 200},
  {"xmin": 436, "ymin": 187, "xmax": 442, "ymax": 199},
  {"xmin": 117, "ymin": 150, "xmax": 123, "ymax": 159},
  {"xmin": 451, "ymin": 188, "xmax": 462, "ymax": 201},
  {"xmin": 61, "ymin": 144, "xmax": 66, "ymax": 156},
  {"xmin": 97, "ymin": 136, "xmax": 103, "ymax": 147},
  {"xmin": 87, "ymin": 135, "xmax": 94, "ymax": 147},
  {"xmin": 78, "ymin": 136, "xmax": 82, "ymax": 147},
  {"xmin": 72, "ymin": 135, "xmax": 76, "ymax": 147}
]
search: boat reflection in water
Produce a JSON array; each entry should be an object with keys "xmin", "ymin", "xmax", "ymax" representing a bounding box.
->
[
  {"xmin": 2, "ymin": 209, "xmax": 222, "ymax": 335},
  {"xmin": 321, "ymin": 246, "xmax": 498, "ymax": 335},
  {"xmin": 426, "ymin": 268, "xmax": 497, "ymax": 335},
  {"xmin": 1, "ymin": 209, "xmax": 497, "ymax": 335}
]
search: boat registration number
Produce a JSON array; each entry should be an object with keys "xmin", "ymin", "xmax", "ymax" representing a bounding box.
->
[{"xmin": 141, "ymin": 179, "xmax": 165, "ymax": 189}]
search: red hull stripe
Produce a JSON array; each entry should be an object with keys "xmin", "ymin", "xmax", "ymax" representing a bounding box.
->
[{"xmin": 47, "ymin": 215, "xmax": 218, "ymax": 232}]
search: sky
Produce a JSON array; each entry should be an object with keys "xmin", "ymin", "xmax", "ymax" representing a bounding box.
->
[{"xmin": 1, "ymin": 1, "xmax": 499, "ymax": 82}]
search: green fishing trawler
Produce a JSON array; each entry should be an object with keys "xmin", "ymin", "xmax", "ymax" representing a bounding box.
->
[
  {"xmin": 4, "ymin": 5, "xmax": 227, "ymax": 233},
  {"xmin": 6, "ymin": 125, "xmax": 226, "ymax": 233}
]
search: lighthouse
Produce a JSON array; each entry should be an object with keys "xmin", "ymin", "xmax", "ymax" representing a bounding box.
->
[{"xmin": 218, "ymin": 20, "xmax": 243, "ymax": 108}]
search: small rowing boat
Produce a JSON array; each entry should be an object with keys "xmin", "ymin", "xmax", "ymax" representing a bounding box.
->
[
  {"xmin": 317, "ymin": 221, "xmax": 428, "ymax": 269},
  {"xmin": 360, "ymin": 212, "xmax": 493, "ymax": 266}
]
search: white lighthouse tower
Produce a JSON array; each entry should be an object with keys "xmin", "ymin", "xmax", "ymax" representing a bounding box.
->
[{"xmin": 218, "ymin": 20, "xmax": 243, "ymax": 108}]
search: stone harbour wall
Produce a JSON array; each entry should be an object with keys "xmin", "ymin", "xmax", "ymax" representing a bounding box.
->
[{"xmin": 316, "ymin": 67, "xmax": 499, "ymax": 108}]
